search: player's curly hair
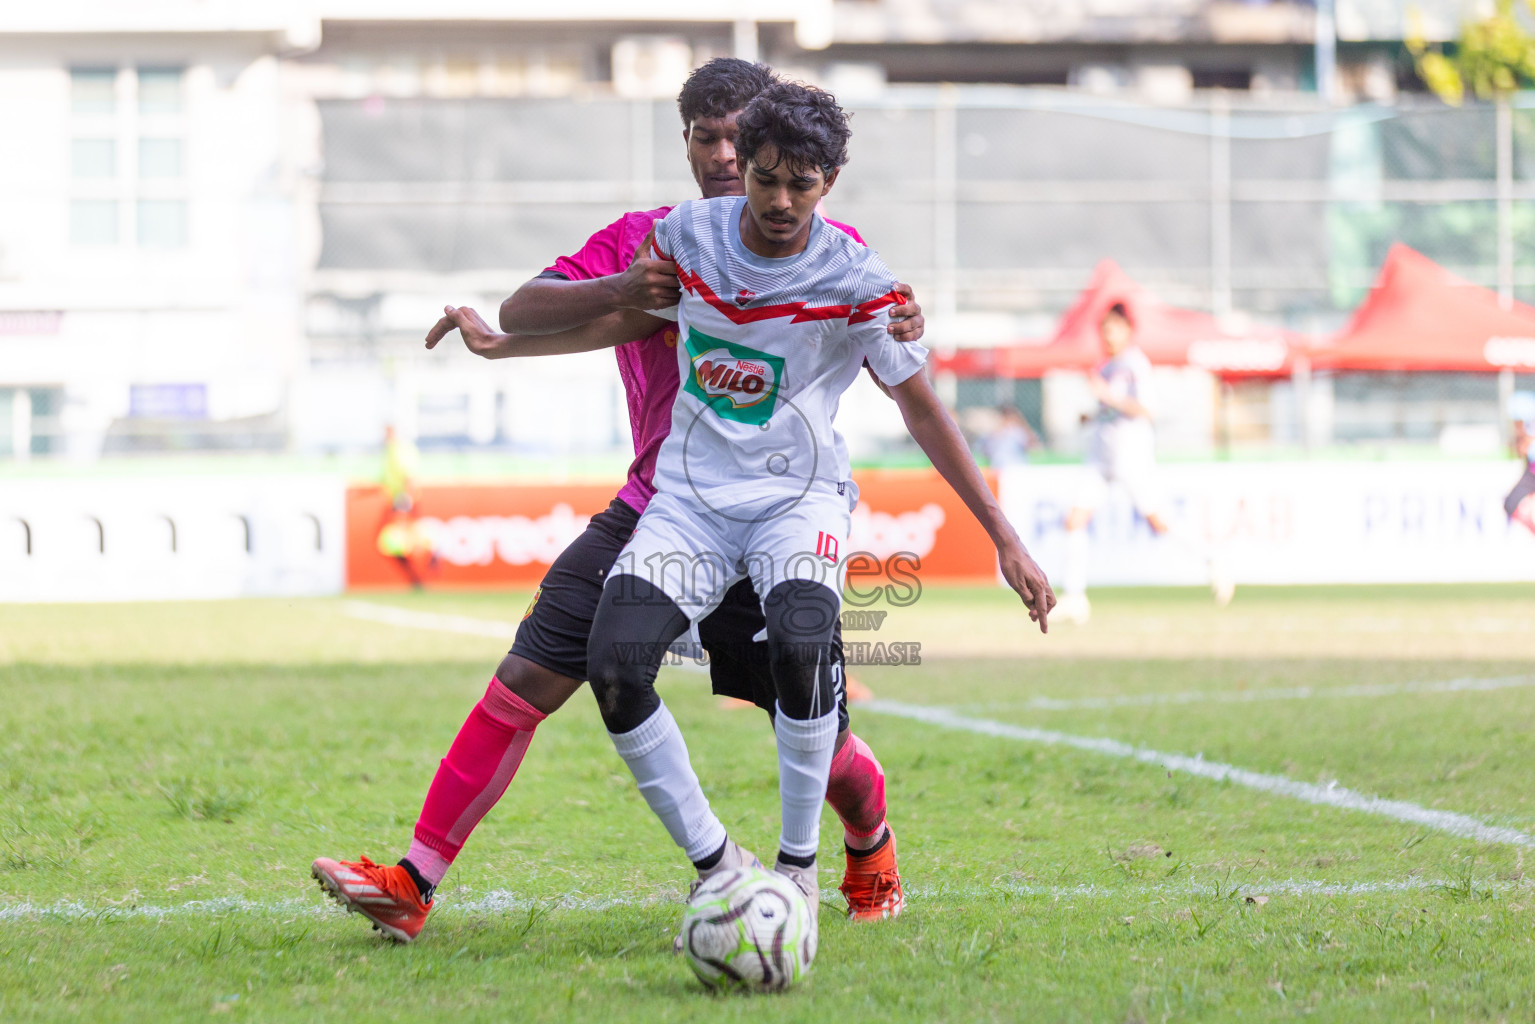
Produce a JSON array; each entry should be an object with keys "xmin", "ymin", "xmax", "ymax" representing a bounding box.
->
[
  {"xmin": 735, "ymin": 81, "xmax": 851, "ymax": 177},
  {"xmin": 677, "ymin": 57, "xmax": 776, "ymax": 126}
]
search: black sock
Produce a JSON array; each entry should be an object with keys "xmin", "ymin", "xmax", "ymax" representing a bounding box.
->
[
  {"xmin": 692, "ymin": 838, "xmax": 728, "ymax": 872},
  {"xmin": 846, "ymin": 827, "xmax": 891, "ymax": 859},
  {"xmin": 398, "ymin": 858, "xmax": 435, "ymax": 903},
  {"xmin": 776, "ymin": 849, "xmax": 816, "ymax": 869}
]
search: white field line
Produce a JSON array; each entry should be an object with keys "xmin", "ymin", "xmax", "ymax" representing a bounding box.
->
[
  {"xmin": 326, "ymin": 603, "xmax": 1528, "ymax": 895},
  {"xmin": 338, "ymin": 602, "xmax": 1532, "ymax": 701},
  {"xmin": 865, "ymin": 700, "xmax": 1535, "ymax": 850},
  {"xmin": 3, "ymin": 876, "xmax": 1526, "ymax": 924},
  {"xmin": 961, "ymin": 675, "xmax": 1535, "ymax": 714},
  {"xmin": 341, "ymin": 600, "xmax": 517, "ymax": 639}
]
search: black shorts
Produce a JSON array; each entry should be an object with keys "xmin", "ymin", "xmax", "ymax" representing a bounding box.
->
[
  {"xmin": 510, "ymin": 498, "xmax": 850, "ymax": 732},
  {"xmin": 698, "ymin": 578, "xmax": 850, "ymax": 733},
  {"xmin": 1506, "ymin": 467, "xmax": 1535, "ymax": 519}
]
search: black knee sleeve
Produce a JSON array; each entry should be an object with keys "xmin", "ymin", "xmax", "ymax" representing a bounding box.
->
[
  {"xmin": 1506, "ymin": 470, "xmax": 1535, "ymax": 518},
  {"xmin": 762, "ymin": 579, "xmax": 841, "ymax": 721},
  {"xmin": 586, "ymin": 574, "xmax": 690, "ymax": 734}
]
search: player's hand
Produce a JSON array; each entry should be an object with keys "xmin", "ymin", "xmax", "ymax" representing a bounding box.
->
[
  {"xmin": 613, "ymin": 228, "xmax": 681, "ymax": 312},
  {"xmin": 999, "ymin": 540, "xmax": 1055, "ymax": 634},
  {"xmin": 888, "ymin": 282, "xmax": 924, "ymax": 343},
  {"xmin": 425, "ymin": 304, "xmax": 507, "ymax": 358},
  {"xmin": 1087, "ymin": 374, "xmax": 1110, "ymax": 401}
]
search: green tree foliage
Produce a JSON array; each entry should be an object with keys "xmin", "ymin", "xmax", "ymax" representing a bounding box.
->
[{"xmin": 1409, "ymin": 0, "xmax": 1535, "ymax": 104}]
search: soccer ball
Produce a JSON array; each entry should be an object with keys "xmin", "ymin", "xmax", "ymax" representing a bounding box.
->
[{"xmin": 679, "ymin": 866, "xmax": 817, "ymax": 992}]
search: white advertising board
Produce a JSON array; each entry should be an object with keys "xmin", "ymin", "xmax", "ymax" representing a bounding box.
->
[
  {"xmin": 1000, "ymin": 460, "xmax": 1535, "ymax": 586},
  {"xmin": 0, "ymin": 476, "xmax": 346, "ymax": 602}
]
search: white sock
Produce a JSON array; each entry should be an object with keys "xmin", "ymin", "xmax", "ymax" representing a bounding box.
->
[
  {"xmin": 608, "ymin": 702, "xmax": 726, "ymax": 863},
  {"xmin": 774, "ymin": 704, "xmax": 839, "ymax": 861},
  {"xmin": 1064, "ymin": 526, "xmax": 1088, "ymax": 597}
]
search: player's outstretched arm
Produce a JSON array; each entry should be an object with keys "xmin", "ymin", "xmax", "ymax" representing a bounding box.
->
[
  {"xmin": 499, "ymin": 229, "xmax": 681, "ymax": 335},
  {"xmin": 888, "ymin": 371, "xmax": 1055, "ymax": 632},
  {"xmin": 426, "ymin": 304, "xmax": 668, "ymax": 359},
  {"xmin": 1087, "ymin": 374, "xmax": 1153, "ymax": 422}
]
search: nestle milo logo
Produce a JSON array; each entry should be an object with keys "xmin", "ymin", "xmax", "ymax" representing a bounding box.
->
[{"xmin": 683, "ymin": 327, "xmax": 784, "ymax": 425}]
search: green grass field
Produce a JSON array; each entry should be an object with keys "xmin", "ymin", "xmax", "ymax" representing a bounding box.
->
[{"xmin": 3, "ymin": 585, "xmax": 1534, "ymax": 1022}]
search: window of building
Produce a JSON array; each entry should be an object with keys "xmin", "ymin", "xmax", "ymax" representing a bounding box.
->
[
  {"xmin": 137, "ymin": 68, "xmax": 184, "ymax": 114},
  {"xmin": 138, "ymin": 138, "xmax": 182, "ymax": 178},
  {"xmin": 71, "ymin": 139, "xmax": 116, "ymax": 178},
  {"xmin": 70, "ymin": 68, "xmax": 115, "ymax": 114},
  {"xmin": 137, "ymin": 200, "xmax": 187, "ymax": 248},
  {"xmin": 68, "ymin": 66, "xmax": 188, "ymax": 250},
  {"xmin": 70, "ymin": 200, "xmax": 119, "ymax": 245}
]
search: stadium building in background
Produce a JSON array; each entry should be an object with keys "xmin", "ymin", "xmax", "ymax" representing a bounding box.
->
[{"xmin": 0, "ymin": 0, "xmax": 1526, "ymax": 464}]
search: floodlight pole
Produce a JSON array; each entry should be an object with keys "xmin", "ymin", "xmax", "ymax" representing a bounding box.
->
[
  {"xmin": 934, "ymin": 84, "xmax": 959, "ymax": 346},
  {"xmin": 1497, "ymin": 95, "xmax": 1514, "ymax": 311},
  {"xmin": 1315, "ymin": 0, "xmax": 1337, "ymax": 104}
]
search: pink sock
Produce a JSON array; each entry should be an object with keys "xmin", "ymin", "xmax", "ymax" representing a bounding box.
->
[
  {"xmin": 825, "ymin": 732, "xmax": 887, "ymax": 840},
  {"xmin": 406, "ymin": 677, "xmax": 546, "ymax": 886}
]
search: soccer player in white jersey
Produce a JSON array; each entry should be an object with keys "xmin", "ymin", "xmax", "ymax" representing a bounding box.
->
[
  {"xmin": 1055, "ymin": 302, "xmax": 1232, "ymax": 624},
  {"xmin": 572, "ymin": 82, "xmax": 1054, "ymax": 916},
  {"xmin": 1506, "ymin": 390, "xmax": 1535, "ymax": 534}
]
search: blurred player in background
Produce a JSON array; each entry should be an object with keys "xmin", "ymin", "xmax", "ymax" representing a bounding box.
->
[
  {"xmin": 312, "ymin": 58, "xmax": 923, "ymax": 942},
  {"xmin": 982, "ymin": 404, "xmax": 1041, "ymax": 470},
  {"xmin": 1506, "ymin": 390, "xmax": 1535, "ymax": 534},
  {"xmin": 374, "ymin": 425, "xmax": 435, "ymax": 588},
  {"xmin": 1055, "ymin": 302, "xmax": 1232, "ymax": 624}
]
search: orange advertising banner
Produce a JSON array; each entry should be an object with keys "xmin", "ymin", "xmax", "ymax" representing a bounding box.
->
[
  {"xmin": 346, "ymin": 469, "xmax": 999, "ymax": 590},
  {"xmin": 346, "ymin": 483, "xmax": 619, "ymax": 589},
  {"xmin": 846, "ymin": 468, "xmax": 1000, "ymax": 584}
]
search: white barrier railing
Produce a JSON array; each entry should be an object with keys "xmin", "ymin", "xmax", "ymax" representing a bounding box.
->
[
  {"xmin": 0, "ymin": 476, "xmax": 345, "ymax": 602},
  {"xmin": 1000, "ymin": 460, "xmax": 1535, "ymax": 586}
]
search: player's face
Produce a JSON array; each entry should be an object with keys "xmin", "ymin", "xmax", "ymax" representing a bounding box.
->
[
  {"xmin": 741, "ymin": 146, "xmax": 837, "ymax": 254},
  {"xmin": 1099, "ymin": 312, "xmax": 1133, "ymax": 355},
  {"xmin": 685, "ymin": 114, "xmax": 743, "ymax": 199}
]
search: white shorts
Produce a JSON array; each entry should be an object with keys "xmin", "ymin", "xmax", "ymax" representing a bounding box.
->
[
  {"xmin": 1076, "ymin": 423, "xmax": 1164, "ymax": 519},
  {"xmin": 611, "ymin": 488, "xmax": 852, "ymax": 622}
]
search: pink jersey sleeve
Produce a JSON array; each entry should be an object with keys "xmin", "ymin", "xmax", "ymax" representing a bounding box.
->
[
  {"xmin": 543, "ymin": 206, "xmax": 675, "ymax": 282},
  {"xmin": 543, "ymin": 215, "xmax": 628, "ymax": 281},
  {"xmin": 825, "ymin": 217, "xmax": 866, "ymax": 246}
]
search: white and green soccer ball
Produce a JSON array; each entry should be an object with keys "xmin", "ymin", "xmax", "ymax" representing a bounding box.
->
[{"xmin": 680, "ymin": 866, "xmax": 817, "ymax": 992}]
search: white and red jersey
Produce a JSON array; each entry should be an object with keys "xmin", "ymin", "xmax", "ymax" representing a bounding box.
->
[
  {"xmin": 543, "ymin": 207, "xmax": 872, "ymax": 514},
  {"xmin": 1093, "ymin": 346, "xmax": 1152, "ymax": 428},
  {"xmin": 649, "ymin": 196, "xmax": 928, "ymax": 512}
]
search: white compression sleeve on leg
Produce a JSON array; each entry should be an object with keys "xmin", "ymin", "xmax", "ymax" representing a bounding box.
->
[
  {"xmin": 1064, "ymin": 526, "xmax": 1089, "ymax": 597},
  {"xmin": 773, "ymin": 705, "xmax": 840, "ymax": 860},
  {"xmin": 608, "ymin": 702, "xmax": 727, "ymax": 863}
]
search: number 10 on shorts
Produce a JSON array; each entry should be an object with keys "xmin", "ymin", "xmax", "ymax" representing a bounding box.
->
[{"xmin": 815, "ymin": 531, "xmax": 839, "ymax": 565}]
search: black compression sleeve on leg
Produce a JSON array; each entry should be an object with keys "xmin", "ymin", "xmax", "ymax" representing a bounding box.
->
[
  {"xmin": 586, "ymin": 573, "xmax": 690, "ymax": 734},
  {"xmin": 1506, "ymin": 469, "xmax": 1535, "ymax": 518},
  {"xmin": 762, "ymin": 579, "xmax": 841, "ymax": 722}
]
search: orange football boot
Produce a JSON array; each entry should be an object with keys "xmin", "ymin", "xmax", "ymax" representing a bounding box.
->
[
  {"xmin": 311, "ymin": 855, "xmax": 432, "ymax": 943},
  {"xmin": 845, "ymin": 675, "xmax": 875, "ymax": 703},
  {"xmin": 838, "ymin": 827, "xmax": 905, "ymax": 921}
]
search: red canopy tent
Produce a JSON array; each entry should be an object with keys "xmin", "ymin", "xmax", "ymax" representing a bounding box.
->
[
  {"xmin": 1316, "ymin": 244, "xmax": 1535, "ymax": 373},
  {"xmin": 933, "ymin": 260, "xmax": 1301, "ymax": 379}
]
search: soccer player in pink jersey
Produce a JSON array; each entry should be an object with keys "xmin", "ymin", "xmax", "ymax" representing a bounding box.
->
[{"xmin": 312, "ymin": 59, "xmax": 922, "ymax": 941}]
